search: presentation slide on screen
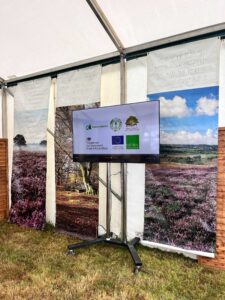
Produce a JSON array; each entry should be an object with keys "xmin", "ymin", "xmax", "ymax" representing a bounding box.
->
[{"xmin": 73, "ymin": 101, "xmax": 159, "ymax": 156}]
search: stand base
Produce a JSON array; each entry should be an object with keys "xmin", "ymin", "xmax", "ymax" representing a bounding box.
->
[{"xmin": 67, "ymin": 234, "xmax": 142, "ymax": 273}]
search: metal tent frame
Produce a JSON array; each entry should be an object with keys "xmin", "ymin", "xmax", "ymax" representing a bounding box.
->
[{"xmin": 1, "ymin": 0, "xmax": 225, "ymax": 272}]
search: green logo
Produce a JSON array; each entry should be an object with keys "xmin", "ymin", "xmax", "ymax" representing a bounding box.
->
[
  {"xmin": 110, "ymin": 118, "xmax": 122, "ymax": 132},
  {"xmin": 86, "ymin": 124, "xmax": 92, "ymax": 130},
  {"xmin": 126, "ymin": 135, "xmax": 140, "ymax": 149}
]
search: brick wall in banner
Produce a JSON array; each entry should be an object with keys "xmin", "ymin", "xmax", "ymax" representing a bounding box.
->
[
  {"xmin": 0, "ymin": 139, "xmax": 8, "ymax": 220},
  {"xmin": 199, "ymin": 128, "xmax": 225, "ymax": 270}
]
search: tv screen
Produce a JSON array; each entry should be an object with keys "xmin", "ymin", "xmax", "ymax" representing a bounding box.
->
[{"xmin": 72, "ymin": 101, "xmax": 160, "ymax": 163}]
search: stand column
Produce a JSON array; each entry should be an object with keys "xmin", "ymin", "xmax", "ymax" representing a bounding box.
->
[
  {"xmin": 106, "ymin": 163, "xmax": 111, "ymax": 238},
  {"xmin": 121, "ymin": 163, "xmax": 127, "ymax": 243}
]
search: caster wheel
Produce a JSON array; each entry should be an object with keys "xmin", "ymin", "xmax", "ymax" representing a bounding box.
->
[
  {"xmin": 67, "ymin": 249, "xmax": 75, "ymax": 255},
  {"xmin": 133, "ymin": 266, "xmax": 141, "ymax": 274}
]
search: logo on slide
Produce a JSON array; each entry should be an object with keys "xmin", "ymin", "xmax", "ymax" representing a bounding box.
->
[
  {"xmin": 110, "ymin": 118, "xmax": 122, "ymax": 132},
  {"xmin": 125, "ymin": 116, "xmax": 139, "ymax": 127},
  {"xmin": 112, "ymin": 136, "xmax": 124, "ymax": 145},
  {"xmin": 126, "ymin": 135, "xmax": 140, "ymax": 149}
]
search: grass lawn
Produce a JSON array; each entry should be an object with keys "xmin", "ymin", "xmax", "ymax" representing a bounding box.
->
[{"xmin": 0, "ymin": 221, "xmax": 225, "ymax": 299}]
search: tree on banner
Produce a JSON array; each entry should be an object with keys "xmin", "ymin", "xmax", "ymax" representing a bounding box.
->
[
  {"xmin": 10, "ymin": 77, "xmax": 51, "ymax": 229},
  {"xmin": 55, "ymin": 105, "xmax": 97, "ymax": 195},
  {"xmin": 55, "ymin": 103, "xmax": 99, "ymax": 238},
  {"xmin": 14, "ymin": 134, "xmax": 26, "ymax": 146}
]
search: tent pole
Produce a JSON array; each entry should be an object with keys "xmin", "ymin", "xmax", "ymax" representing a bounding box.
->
[
  {"xmin": 106, "ymin": 162, "xmax": 111, "ymax": 238},
  {"xmin": 120, "ymin": 53, "xmax": 127, "ymax": 242},
  {"xmin": 1, "ymin": 85, "xmax": 7, "ymax": 138},
  {"xmin": 120, "ymin": 54, "xmax": 126, "ymax": 103}
]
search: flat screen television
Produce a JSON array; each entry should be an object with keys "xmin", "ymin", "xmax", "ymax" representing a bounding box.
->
[{"xmin": 72, "ymin": 101, "xmax": 160, "ymax": 163}]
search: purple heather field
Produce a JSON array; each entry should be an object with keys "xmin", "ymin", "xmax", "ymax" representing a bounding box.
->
[
  {"xmin": 144, "ymin": 145, "xmax": 217, "ymax": 253},
  {"xmin": 10, "ymin": 149, "xmax": 46, "ymax": 229}
]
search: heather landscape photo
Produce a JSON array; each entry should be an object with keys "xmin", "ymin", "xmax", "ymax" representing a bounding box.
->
[
  {"xmin": 10, "ymin": 146, "xmax": 46, "ymax": 229},
  {"xmin": 10, "ymin": 107, "xmax": 48, "ymax": 229},
  {"xmin": 55, "ymin": 103, "xmax": 99, "ymax": 239},
  {"xmin": 144, "ymin": 86, "xmax": 218, "ymax": 252}
]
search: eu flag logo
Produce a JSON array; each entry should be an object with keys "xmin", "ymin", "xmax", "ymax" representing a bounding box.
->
[{"xmin": 112, "ymin": 136, "xmax": 124, "ymax": 145}]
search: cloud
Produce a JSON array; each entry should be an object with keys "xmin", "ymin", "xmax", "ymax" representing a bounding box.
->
[
  {"xmin": 161, "ymin": 129, "xmax": 218, "ymax": 145},
  {"xmin": 159, "ymin": 96, "xmax": 192, "ymax": 118},
  {"xmin": 195, "ymin": 97, "xmax": 218, "ymax": 116}
]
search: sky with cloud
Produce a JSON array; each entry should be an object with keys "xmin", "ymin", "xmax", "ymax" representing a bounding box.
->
[
  {"xmin": 15, "ymin": 109, "xmax": 48, "ymax": 144},
  {"xmin": 148, "ymin": 86, "xmax": 219, "ymax": 145}
]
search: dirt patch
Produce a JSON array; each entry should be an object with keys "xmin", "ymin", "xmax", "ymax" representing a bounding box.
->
[{"xmin": 56, "ymin": 192, "xmax": 98, "ymax": 239}]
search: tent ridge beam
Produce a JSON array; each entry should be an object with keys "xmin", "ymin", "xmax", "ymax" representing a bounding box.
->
[
  {"xmin": 4, "ymin": 23, "xmax": 225, "ymax": 86},
  {"xmin": 126, "ymin": 22, "xmax": 225, "ymax": 54},
  {"xmin": 86, "ymin": 0, "xmax": 125, "ymax": 54},
  {"xmin": 5, "ymin": 51, "xmax": 120, "ymax": 86}
]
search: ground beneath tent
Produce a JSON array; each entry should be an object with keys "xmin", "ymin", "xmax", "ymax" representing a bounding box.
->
[{"xmin": 1, "ymin": 221, "xmax": 225, "ymax": 299}]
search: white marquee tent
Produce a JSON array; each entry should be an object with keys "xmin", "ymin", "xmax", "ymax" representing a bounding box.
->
[{"xmin": 1, "ymin": 0, "xmax": 225, "ymax": 260}]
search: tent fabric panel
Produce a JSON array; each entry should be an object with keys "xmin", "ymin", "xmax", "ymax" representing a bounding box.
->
[
  {"xmin": 97, "ymin": 0, "xmax": 225, "ymax": 48},
  {"xmin": 1, "ymin": 1, "xmax": 225, "ymax": 79},
  {"xmin": 0, "ymin": 0, "xmax": 116, "ymax": 79}
]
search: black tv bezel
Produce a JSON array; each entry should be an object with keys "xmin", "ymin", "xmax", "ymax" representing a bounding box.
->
[
  {"xmin": 72, "ymin": 101, "xmax": 160, "ymax": 164},
  {"xmin": 73, "ymin": 154, "xmax": 159, "ymax": 163}
]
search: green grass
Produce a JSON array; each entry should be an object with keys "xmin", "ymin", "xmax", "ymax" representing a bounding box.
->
[{"xmin": 0, "ymin": 221, "xmax": 225, "ymax": 300}]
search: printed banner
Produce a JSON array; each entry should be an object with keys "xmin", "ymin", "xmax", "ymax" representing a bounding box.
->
[
  {"xmin": 9, "ymin": 78, "xmax": 51, "ymax": 229},
  {"xmin": 55, "ymin": 103, "xmax": 99, "ymax": 238},
  {"xmin": 145, "ymin": 38, "xmax": 220, "ymax": 253},
  {"xmin": 147, "ymin": 37, "xmax": 220, "ymax": 93},
  {"xmin": 57, "ymin": 65, "xmax": 101, "ymax": 107}
]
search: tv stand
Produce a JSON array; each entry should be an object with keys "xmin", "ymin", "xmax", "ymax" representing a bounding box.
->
[
  {"xmin": 67, "ymin": 163, "xmax": 142, "ymax": 273},
  {"xmin": 67, "ymin": 233, "xmax": 142, "ymax": 273}
]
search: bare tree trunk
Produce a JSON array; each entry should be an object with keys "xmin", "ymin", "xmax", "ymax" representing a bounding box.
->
[{"xmin": 80, "ymin": 162, "xmax": 94, "ymax": 194}]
